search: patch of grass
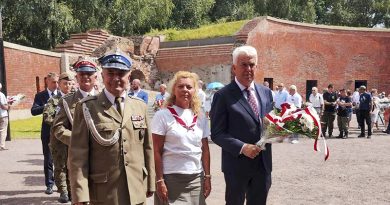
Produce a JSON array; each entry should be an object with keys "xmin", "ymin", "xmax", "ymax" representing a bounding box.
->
[
  {"xmin": 10, "ymin": 116, "xmax": 42, "ymax": 139},
  {"xmin": 147, "ymin": 20, "xmax": 249, "ymax": 41}
]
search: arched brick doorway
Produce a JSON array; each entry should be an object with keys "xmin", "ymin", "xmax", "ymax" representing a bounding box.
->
[{"xmin": 130, "ymin": 70, "xmax": 146, "ymax": 82}]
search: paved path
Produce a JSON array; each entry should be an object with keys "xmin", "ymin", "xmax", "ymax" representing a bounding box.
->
[{"xmin": 1, "ymin": 118, "xmax": 389, "ymax": 204}]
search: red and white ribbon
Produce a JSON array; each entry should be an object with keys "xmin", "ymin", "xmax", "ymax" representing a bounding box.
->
[
  {"xmin": 265, "ymin": 103, "xmax": 330, "ymax": 161},
  {"xmin": 167, "ymin": 106, "xmax": 197, "ymax": 131}
]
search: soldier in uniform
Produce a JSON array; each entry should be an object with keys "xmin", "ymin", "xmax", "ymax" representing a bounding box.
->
[
  {"xmin": 52, "ymin": 60, "xmax": 99, "ymax": 146},
  {"xmin": 43, "ymin": 72, "xmax": 74, "ymax": 203},
  {"xmin": 69, "ymin": 51, "xmax": 155, "ymax": 205}
]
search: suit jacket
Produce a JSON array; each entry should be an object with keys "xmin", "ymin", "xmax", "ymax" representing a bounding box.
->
[
  {"xmin": 210, "ymin": 81, "xmax": 273, "ymax": 175},
  {"xmin": 128, "ymin": 90, "xmax": 148, "ymax": 104},
  {"xmin": 31, "ymin": 90, "xmax": 53, "ymax": 139},
  {"xmin": 69, "ymin": 92, "xmax": 155, "ymax": 205},
  {"xmin": 52, "ymin": 90, "xmax": 85, "ymax": 146}
]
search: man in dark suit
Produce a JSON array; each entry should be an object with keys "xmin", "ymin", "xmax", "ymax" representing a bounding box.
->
[
  {"xmin": 210, "ymin": 45, "xmax": 273, "ymax": 205},
  {"xmin": 128, "ymin": 78, "xmax": 148, "ymax": 104},
  {"xmin": 31, "ymin": 72, "xmax": 59, "ymax": 194}
]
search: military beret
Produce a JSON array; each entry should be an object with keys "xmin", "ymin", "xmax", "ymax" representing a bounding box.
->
[
  {"xmin": 73, "ymin": 60, "xmax": 97, "ymax": 72},
  {"xmin": 59, "ymin": 72, "xmax": 74, "ymax": 81},
  {"xmin": 98, "ymin": 51, "xmax": 132, "ymax": 71}
]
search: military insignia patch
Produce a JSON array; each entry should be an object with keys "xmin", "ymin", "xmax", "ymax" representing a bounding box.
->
[{"xmin": 131, "ymin": 115, "xmax": 144, "ymax": 121}]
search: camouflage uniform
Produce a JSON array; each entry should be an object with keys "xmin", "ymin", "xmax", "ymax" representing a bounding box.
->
[{"xmin": 44, "ymin": 93, "xmax": 70, "ymax": 196}]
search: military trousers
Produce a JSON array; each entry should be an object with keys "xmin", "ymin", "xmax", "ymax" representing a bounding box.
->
[
  {"xmin": 49, "ymin": 141, "xmax": 70, "ymax": 194},
  {"xmin": 337, "ymin": 115, "xmax": 349, "ymax": 133},
  {"xmin": 321, "ymin": 111, "xmax": 336, "ymax": 136}
]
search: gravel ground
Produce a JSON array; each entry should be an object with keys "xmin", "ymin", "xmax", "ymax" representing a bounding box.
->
[{"xmin": 1, "ymin": 119, "xmax": 389, "ymax": 205}]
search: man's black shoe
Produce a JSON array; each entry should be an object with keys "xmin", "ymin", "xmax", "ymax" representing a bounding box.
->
[
  {"xmin": 357, "ymin": 134, "xmax": 365, "ymax": 138},
  {"xmin": 58, "ymin": 193, "xmax": 69, "ymax": 203},
  {"xmin": 45, "ymin": 187, "xmax": 53, "ymax": 195},
  {"xmin": 328, "ymin": 134, "xmax": 333, "ymax": 138}
]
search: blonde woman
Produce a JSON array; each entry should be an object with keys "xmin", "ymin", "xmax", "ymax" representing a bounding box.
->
[{"xmin": 152, "ymin": 71, "xmax": 211, "ymax": 205}]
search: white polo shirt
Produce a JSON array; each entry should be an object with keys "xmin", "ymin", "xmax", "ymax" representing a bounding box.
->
[{"xmin": 151, "ymin": 105, "xmax": 210, "ymax": 174}]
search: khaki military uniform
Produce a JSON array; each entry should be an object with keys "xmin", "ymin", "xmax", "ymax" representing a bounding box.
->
[
  {"xmin": 52, "ymin": 90, "xmax": 85, "ymax": 146},
  {"xmin": 43, "ymin": 93, "xmax": 70, "ymax": 195},
  {"xmin": 69, "ymin": 92, "xmax": 155, "ymax": 205}
]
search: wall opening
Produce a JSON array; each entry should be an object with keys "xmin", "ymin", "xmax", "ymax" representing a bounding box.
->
[
  {"xmin": 355, "ymin": 80, "xmax": 367, "ymax": 90},
  {"xmin": 306, "ymin": 80, "xmax": 318, "ymax": 101},
  {"xmin": 35, "ymin": 76, "xmax": 40, "ymax": 93},
  {"xmin": 264, "ymin": 78, "xmax": 274, "ymax": 90}
]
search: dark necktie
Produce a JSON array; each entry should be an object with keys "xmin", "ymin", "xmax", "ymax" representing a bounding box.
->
[
  {"xmin": 245, "ymin": 88, "xmax": 259, "ymax": 118},
  {"xmin": 115, "ymin": 97, "xmax": 123, "ymax": 117},
  {"xmin": 51, "ymin": 92, "xmax": 55, "ymax": 97}
]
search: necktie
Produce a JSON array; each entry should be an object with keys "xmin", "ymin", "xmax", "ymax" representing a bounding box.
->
[
  {"xmin": 51, "ymin": 92, "xmax": 55, "ymax": 97},
  {"xmin": 245, "ymin": 88, "xmax": 259, "ymax": 118},
  {"xmin": 115, "ymin": 97, "xmax": 123, "ymax": 117}
]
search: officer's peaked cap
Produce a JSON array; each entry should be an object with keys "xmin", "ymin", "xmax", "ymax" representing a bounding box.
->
[
  {"xmin": 98, "ymin": 51, "xmax": 132, "ymax": 71},
  {"xmin": 73, "ymin": 60, "xmax": 97, "ymax": 72}
]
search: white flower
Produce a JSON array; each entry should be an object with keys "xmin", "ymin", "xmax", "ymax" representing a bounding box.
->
[{"xmin": 299, "ymin": 113, "xmax": 315, "ymax": 131}]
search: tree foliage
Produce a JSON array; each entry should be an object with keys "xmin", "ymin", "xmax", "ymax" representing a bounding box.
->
[{"xmin": 1, "ymin": 0, "xmax": 389, "ymax": 50}]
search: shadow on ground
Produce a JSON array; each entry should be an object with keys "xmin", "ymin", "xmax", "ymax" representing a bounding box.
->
[
  {"xmin": 0, "ymin": 197, "xmax": 65, "ymax": 205},
  {"xmin": 9, "ymin": 170, "xmax": 42, "ymax": 175},
  {"xmin": 17, "ymin": 159, "xmax": 43, "ymax": 166}
]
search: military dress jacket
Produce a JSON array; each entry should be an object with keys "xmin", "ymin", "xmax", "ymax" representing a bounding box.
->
[
  {"xmin": 69, "ymin": 92, "xmax": 155, "ymax": 205},
  {"xmin": 52, "ymin": 90, "xmax": 85, "ymax": 146}
]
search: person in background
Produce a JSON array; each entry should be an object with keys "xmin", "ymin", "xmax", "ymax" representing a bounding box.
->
[
  {"xmin": 273, "ymin": 83, "xmax": 288, "ymax": 111},
  {"xmin": 322, "ymin": 84, "xmax": 338, "ymax": 138},
  {"xmin": 210, "ymin": 45, "xmax": 273, "ymax": 205},
  {"xmin": 263, "ymin": 81, "xmax": 274, "ymax": 98},
  {"xmin": 0, "ymin": 83, "xmax": 10, "ymax": 151},
  {"xmin": 128, "ymin": 78, "xmax": 148, "ymax": 104},
  {"xmin": 370, "ymin": 89, "xmax": 380, "ymax": 131},
  {"xmin": 336, "ymin": 89, "xmax": 352, "ymax": 139},
  {"xmin": 31, "ymin": 72, "xmax": 59, "ymax": 195},
  {"xmin": 152, "ymin": 71, "xmax": 211, "ymax": 205},
  {"xmin": 286, "ymin": 85, "xmax": 302, "ymax": 144},
  {"xmin": 357, "ymin": 86, "xmax": 372, "ymax": 138},
  {"xmin": 43, "ymin": 72, "xmax": 74, "ymax": 203},
  {"xmin": 352, "ymin": 88, "xmax": 361, "ymax": 128},
  {"xmin": 154, "ymin": 84, "xmax": 170, "ymax": 111},
  {"xmin": 309, "ymin": 87, "xmax": 324, "ymax": 116},
  {"xmin": 198, "ymin": 80, "xmax": 206, "ymax": 113},
  {"xmin": 346, "ymin": 90, "xmax": 353, "ymax": 127}
]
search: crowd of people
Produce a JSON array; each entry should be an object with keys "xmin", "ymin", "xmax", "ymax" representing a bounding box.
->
[
  {"xmin": 269, "ymin": 82, "xmax": 390, "ymax": 142},
  {"xmin": 0, "ymin": 45, "xmax": 389, "ymax": 205}
]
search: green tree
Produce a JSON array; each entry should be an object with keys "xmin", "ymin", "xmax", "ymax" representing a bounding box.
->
[
  {"xmin": 2, "ymin": 0, "xmax": 77, "ymax": 49},
  {"xmin": 169, "ymin": 0, "xmax": 215, "ymax": 28},
  {"xmin": 289, "ymin": 0, "xmax": 316, "ymax": 23}
]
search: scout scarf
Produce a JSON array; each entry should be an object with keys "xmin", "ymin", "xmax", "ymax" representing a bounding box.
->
[{"xmin": 167, "ymin": 106, "xmax": 197, "ymax": 131}]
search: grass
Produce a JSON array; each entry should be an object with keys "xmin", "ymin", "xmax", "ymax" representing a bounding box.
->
[
  {"xmin": 10, "ymin": 116, "xmax": 42, "ymax": 139},
  {"xmin": 147, "ymin": 20, "xmax": 249, "ymax": 41}
]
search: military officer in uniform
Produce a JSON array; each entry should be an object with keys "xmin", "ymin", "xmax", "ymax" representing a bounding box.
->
[
  {"xmin": 69, "ymin": 51, "xmax": 155, "ymax": 205},
  {"xmin": 52, "ymin": 60, "xmax": 99, "ymax": 146},
  {"xmin": 43, "ymin": 72, "xmax": 74, "ymax": 203}
]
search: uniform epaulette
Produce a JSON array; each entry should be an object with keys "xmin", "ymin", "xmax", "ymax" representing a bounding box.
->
[
  {"xmin": 129, "ymin": 95, "xmax": 144, "ymax": 102},
  {"xmin": 80, "ymin": 96, "xmax": 97, "ymax": 103}
]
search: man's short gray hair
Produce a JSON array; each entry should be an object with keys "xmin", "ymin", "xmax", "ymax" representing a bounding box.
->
[
  {"xmin": 232, "ymin": 45, "xmax": 258, "ymax": 65},
  {"xmin": 289, "ymin": 85, "xmax": 297, "ymax": 91},
  {"xmin": 160, "ymin": 84, "xmax": 167, "ymax": 89}
]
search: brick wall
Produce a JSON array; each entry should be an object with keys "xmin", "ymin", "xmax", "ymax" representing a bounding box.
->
[
  {"xmin": 4, "ymin": 42, "xmax": 62, "ymax": 113},
  {"xmin": 155, "ymin": 44, "xmax": 234, "ymax": 84},
  {"xmin": 246, "ymin": 17, "xmax": 390, "ymax": 97}
]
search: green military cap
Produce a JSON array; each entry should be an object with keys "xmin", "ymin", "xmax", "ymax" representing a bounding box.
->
[{"xmin": 59, "ymin": 72, "xmax": 74, "ymax": 81}]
